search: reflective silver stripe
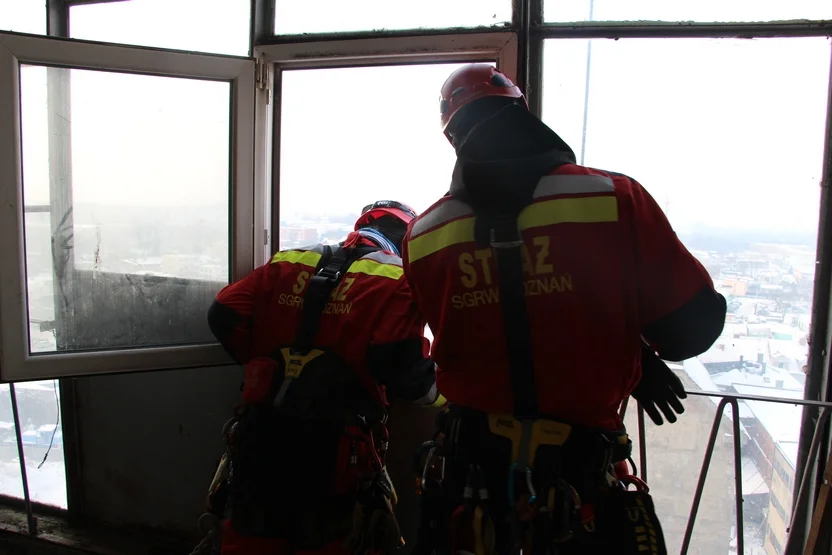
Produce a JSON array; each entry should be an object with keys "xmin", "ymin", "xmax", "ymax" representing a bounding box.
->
[
  {"xmin": 296, "ymin": 243, "xmax": 325, "ymax": 254},
  {"xmin": 533, "ymin": 174, "xmax": 615, "ymax": 199},
  {"xmin": 410, "ymin": 199, "xmax": 474, "ymax": 238},
  {"xmin": 361, "ymin": 250, "xmax": 403, "ymax": 266},
  {"xmin": 415, "ymin": 380, "xmax": 439, "ymax": 406}
]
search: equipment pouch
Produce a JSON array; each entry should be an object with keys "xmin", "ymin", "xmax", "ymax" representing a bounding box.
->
[{"xmin": 567, "ymin": 489, "xmax": 668, "ymax": 555}]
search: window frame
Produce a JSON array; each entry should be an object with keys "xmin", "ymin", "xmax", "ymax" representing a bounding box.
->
[
  {"xmin": 0, "ymin": 32, "xmax": 257, "ymax": 381},
  {"xmin": 255, "ymin": 31, "xmax": 518, "ymax": 252}
]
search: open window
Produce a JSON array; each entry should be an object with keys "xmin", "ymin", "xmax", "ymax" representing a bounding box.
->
[
  {"xmin": 256, "ymin": 32, "xmax": 518, "ymax": 252},
  {"xmin": 0, "ymin": 33, "xmax": 257, "ymax": 381}
]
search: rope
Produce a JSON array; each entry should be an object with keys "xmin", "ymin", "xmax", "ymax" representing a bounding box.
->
[{"xmin": 356, "ymin": 228, "xmax": 399, "ymax": 256}]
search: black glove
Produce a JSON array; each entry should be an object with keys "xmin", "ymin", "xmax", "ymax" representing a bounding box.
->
[{"xmin": 631, "ymin": 344, "xmax": 687, "ymax": 425}]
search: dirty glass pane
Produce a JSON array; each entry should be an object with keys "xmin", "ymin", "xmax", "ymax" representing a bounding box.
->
[
  {"xmin": 19, "ymin": 65, "xmax": 231, "ymax": 353},
  {"xmin": 70, "ymin": 0, "xmax": 250, "ymax": 56},
  {"xmin": 544, "ymin": 0, "xmax": 831, "ymax": 23},
  {"xmin": 278, "ymin": 63, "xmax": 488, "ymax": 250},
  {"xmin": 542, "ymin": 36, "xmax": 829, "ymax": 553},
  {"xmin": 0, "ymin": 0, "xmax": 46, "ymax": 34},
  {"xmin": 275, "ymin": 0, "xmax": 511, "ymax": 35}
]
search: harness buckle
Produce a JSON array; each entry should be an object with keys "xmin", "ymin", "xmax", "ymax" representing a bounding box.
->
[
  {"xmin": 315, "ymin": 267, "xmax": 342, "ymax": 282},
  {"xmin": 488, "ymin": 213, "xmax": 524, "ymax": 249},
  {"xmin": 488, "ymin": 227, "xmax": 523, "ymax": 249}
]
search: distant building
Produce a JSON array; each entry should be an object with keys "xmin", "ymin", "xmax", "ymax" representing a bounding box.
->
[
  {"xmin": 281, "ymin": 226, "xmax": 318, "ymax": 245},
  {"xmin": 766, "ymin": 441, "xmax": 798, "ymax": 555},
  {"xmin": 718, "ymin": 277, "xmax": 750, "ymax": 297}
]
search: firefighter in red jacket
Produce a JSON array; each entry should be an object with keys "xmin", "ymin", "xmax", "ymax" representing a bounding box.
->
[
  {"xmin": 203, "ymin": 200, "xmax": 442, "ymax": 555},
  {"xmin": 404, "ymin": 65, "xmax": 727, "ymax": 554}
]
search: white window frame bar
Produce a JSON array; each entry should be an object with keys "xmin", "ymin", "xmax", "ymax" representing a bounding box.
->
[
  {"xmin": 253, "ymin": 56, "xmax": 274, "ymax": 266},
  {"xmin": 255, "ymin": 31, "xmax": 517, "ymax": 254},
  {"xmin": 0, "ymin": 32, "xmax": 257, "ymax": 381},
  {"xmin": 256, "ymin": 31, "xmax": 517, "ymax": 73}
]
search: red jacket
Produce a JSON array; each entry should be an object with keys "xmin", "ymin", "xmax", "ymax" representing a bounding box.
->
[
  {"xmin": 402, "ymin": 164, "xmax": 714, "ymax": 430},
  {"xmin": 208, "ymin": 232, "xmax": 437, "ymax": 407}
]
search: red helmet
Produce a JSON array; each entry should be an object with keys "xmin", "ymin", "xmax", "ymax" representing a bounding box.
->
[
  {"xmin": 439, "ymin": 64, "xmax": 527, "ymax": 141},
  {"xmin": 354, "ymin": 200, "xmax": 417, "ymax": 231}
]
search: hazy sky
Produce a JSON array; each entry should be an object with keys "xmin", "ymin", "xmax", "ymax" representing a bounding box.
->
[
  {"xmin": 543, "ymin": 36, "xmax": 831, "ymax": 234},
  {"xmin": 547, "ymin": 0, "xmax": 832, "ymax": 23},
  {"xmin": 1, "ymin": 0, "xmax": 830, "ymax": 234}
]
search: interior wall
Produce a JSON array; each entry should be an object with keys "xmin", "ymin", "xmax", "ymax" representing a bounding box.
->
[{"xmin": 74, "ymin": 364, "xmax": 242, "ymax": 537}]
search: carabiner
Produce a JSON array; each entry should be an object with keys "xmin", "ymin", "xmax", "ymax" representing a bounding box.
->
[
  {"xmin": 421, "ymin": 446, "xmax": 437, "ymax": 490},
  {"xmin": 420, "ymin": 446, "xmax": 445, "ymax": 490},
  {"xmin": 556, "ymin": 479, "xmax": 581, "ymax": 509},
  {"xmin": 508, "ymin": 463, "xmax": 536, "ymax": 506},
  {"xmin": 525, "ymin": 466, "xmax": 536, "ymax": 504}
]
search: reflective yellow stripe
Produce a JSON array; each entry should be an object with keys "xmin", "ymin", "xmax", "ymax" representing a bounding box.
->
[
  {"xmin": 519, "ymin": 196, "xmax": 618, "ymax": 230},
  {"xmin": 431, "ymin": 393, "xmax": 448, "ymax": 408},
  {"xmin": 407, "ymin": 196, "xmax": 618, "ymax": 263},
  {"xmin": 407, "ymin": 217, "xmax": 476, "ymax": 263},
  {"xmin": 270, "ymin": 250, "xmax": 322, "ymax": 268},
  {"xmin": 347, "ymin": 259, "xmax": 404, "ymax": 280}
]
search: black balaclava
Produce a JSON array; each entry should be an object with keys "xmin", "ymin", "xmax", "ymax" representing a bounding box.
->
[{"xmin": 449, "ymin": 101, "xmax": 577, "ymax": 212}]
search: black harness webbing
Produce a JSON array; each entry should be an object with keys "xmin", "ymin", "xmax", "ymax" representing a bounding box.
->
[
  {"xmin": 292, "ymin": 245, "xmax": 378, "ymax": 355},
  {"xmin": 476, "ymin": 211, "xmax": 539, "ymax": 420}
]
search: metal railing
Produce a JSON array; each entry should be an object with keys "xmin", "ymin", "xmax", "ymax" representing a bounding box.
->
[{"xmin": 628, "ymin": 389, "xmax": 832, "ymax": 555}]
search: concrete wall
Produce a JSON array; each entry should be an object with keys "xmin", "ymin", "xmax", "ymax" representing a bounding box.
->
[{"xmin": 74, "ymin": 365, "xmax": 242, "ymax": 536}]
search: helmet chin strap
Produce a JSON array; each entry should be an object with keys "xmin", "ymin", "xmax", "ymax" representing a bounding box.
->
[{"xmin": 356, "ymin": 228, "xmax": 400, "ymax": 256}]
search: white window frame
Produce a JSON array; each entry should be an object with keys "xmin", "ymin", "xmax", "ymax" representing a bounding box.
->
[
  {"xmin": 255, "ymin": 31, "xmax": 518, "ymax": 254},
  {"xmin": 0, "ymin": 32, "xmax": 257, "ymax": 381},
  {"xmin": 256, "ymin": 32, "xmax": 517, "ymax": 71}
]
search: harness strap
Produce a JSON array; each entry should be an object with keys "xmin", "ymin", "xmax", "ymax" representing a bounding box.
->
[
  {"xmin": 293, "ymin": 245, "xmax": 378, "ymax": 354},
  {"xmin": 486, "ymin": 212, "xmax": 540, "ymax": 421},
  {"xmin": 272, "ymin": 244, "xmax": 379, "ymax": 408}
]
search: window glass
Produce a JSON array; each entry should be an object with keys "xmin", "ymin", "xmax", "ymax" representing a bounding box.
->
[
  {"xmin": 70, "ymin": 0, "xmax": 250, "ymax": 56},
  {"xmin": 544, "ymin": 0, "xmax": 832, "ymax": 23},
  {"xmin": 0, "ymin": 381, "xmax": 66, "ymax": 508},
  {"xmin": 542, "ymin": 36, "xmax": 829, "ymax": 554},
  {"xmin": 0, "ymin": 0, "xmax": 46, "ymax": 34},
  {"xmin": 0, "ymin": 388, "xmax": 23, "ymax": 500},
  {"xmin": 20, "ymin": 64, "xmax": 231, "ymax": 353},
  {"xmin": 275, "ymin": 0, "xmax": 511, "ymax": 35},
  {"xmin": 279, "ymin": 63, "xmax": 491, "ymax": 250}
]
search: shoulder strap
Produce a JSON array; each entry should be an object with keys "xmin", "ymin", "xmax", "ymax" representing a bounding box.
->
[
  {"xmin": 292, "ymin": 245, "xmax": 378, "ymax": 354},
  {"xmin": 484, "ymin": 212, "xmax": 539, "ymax": 419}
]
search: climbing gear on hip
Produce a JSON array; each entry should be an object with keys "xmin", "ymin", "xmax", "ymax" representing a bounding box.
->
[
  {"xmin": 343, "ymin": 465, "xmax": 405, "ymax": 555},
  {"xmin": 217, "ymin": 245, "xmax": 404, "ymax": 553},
  {"xmin": 411, "ymin": 406, "xmax": 667, "ymax": 555},
  {"xmin": 190, "ymin": 417, "xmax": 238, "ymax": 555}
]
